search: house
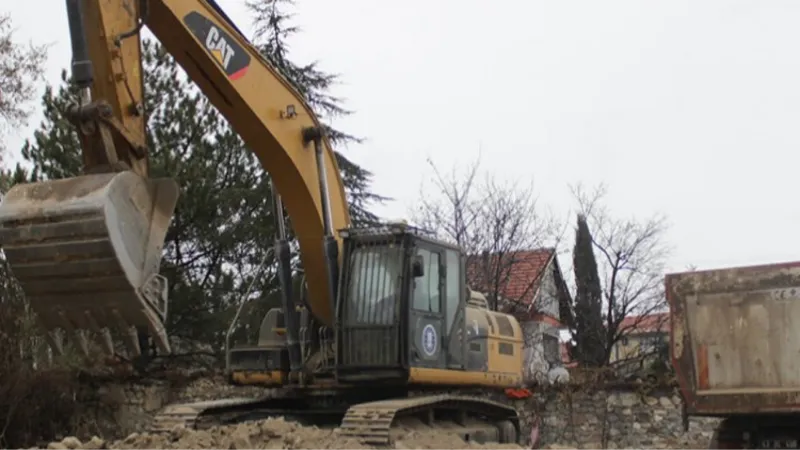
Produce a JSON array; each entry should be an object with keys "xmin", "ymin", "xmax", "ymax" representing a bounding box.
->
[
  {"xmin": 466, "ymin": 248, "xmax": 572, "ymax": 382},
  {"xmin": 609, "ymin": 312, "xmax": 670, "ymax": 368}
]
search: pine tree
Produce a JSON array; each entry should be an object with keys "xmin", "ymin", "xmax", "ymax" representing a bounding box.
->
[
  {"xmin": 571, "ymin": 214, "xmax": 606, "ymax": 366},
  {"xmin": 246, "ymin": 0, "xmax": 387, "ymax": 227}
]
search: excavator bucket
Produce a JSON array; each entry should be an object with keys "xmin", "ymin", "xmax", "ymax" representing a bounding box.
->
[{"xmin": 0, "ymin": 171, "xmax": 179, "ymax": 359}]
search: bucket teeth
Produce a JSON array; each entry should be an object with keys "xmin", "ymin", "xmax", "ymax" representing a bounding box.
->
[{"xmin": 0, "ymin": 171, "xmax": 179, "ymax": 359}]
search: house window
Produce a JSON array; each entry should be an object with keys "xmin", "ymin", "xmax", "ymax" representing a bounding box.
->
[
  {"xmin": 640, "ymin": 334, "xmax": 665, "ymax": 352},
  {"xmin": 543, "ymin": 334, "xmax": 560, "ymax": 364}
]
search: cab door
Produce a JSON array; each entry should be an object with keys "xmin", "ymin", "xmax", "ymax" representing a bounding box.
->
[{"xmin": 408, "ymin": 244, "xmax": 446, "ymax": 369}]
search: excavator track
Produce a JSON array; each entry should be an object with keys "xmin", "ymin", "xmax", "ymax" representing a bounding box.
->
[
  {"xmin": 339, "ymin": 394, "xmax": 521, "ymax": 446},
  {"xmin": 148, "ymin": 390, "xmax": 347, "ymax": 433},
  {"xmin": 148, "ymin": 391, "xmax": 522, "ymax": 446},
  {"xmin": 149, "ymin": 398, "xmax": 265, "ymax": 432}
]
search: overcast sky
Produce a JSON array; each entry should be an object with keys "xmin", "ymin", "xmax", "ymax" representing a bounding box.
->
[{"xmin": 5, "ymin": 0, "xmax": 800, "ymax": 274}]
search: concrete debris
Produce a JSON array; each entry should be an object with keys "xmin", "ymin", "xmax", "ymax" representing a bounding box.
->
[{"xmin": 43, "ymin": 417, "xmax": 523, "ymax": 450}]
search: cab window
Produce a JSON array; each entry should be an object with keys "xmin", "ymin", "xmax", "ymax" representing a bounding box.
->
[
  {"xmin": 444, "ymin": 249, "xmax": 460, "ymax": 333},
  {"xmin": 412, "ymin": 248, "xmax": 441, "ymax": 312}
]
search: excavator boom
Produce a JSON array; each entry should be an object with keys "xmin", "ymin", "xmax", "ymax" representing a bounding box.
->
[{"xmin": 0, "ymin": 0, "xmax": 350, "ymax": 358}]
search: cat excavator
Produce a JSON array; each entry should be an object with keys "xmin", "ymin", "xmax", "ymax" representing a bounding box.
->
[{"xmin": 0, "ymin": 0, "xmax": 528, "ymax": 445}]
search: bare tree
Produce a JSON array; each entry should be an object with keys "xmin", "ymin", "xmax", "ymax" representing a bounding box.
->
[
  {"xmin": 0, "ymin": 13, "xmax": 47, "ymax": 154},
  {"xmin": 412, "ymin": 155, "xmax": 569, "ymax": 382},
  {"xmin": 569, "ymin": 183, "xmax": 671, "ymax": 369},
  {"xmin": 413, "ymin": 156, "xmax": 562, "ymax": 309},
  {"xmin": 0, "ymin": 11, "xmax": 52, "ymax": 365}
]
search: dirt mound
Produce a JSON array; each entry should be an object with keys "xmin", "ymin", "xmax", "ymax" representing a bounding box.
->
[{"xmin": 43, "ymin": 417, "xmax": 524, "ymax": 450}]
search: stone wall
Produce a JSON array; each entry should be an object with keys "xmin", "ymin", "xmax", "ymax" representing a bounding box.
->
[
  {"xmin": 519, "ymin": 386, "xmax": 720, "ymax": 449},
  {"xmin": 73, "ymin": 376, "xmax": 720, "ymax": 449},
  {"xmin": 62, "ymin": 374, "xmax": 266, "ymax": 442}
]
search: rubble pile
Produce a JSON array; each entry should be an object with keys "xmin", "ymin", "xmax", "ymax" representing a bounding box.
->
[{"xmin": 43, "ymin": 418, "xmax": 524, "ymax": 450}]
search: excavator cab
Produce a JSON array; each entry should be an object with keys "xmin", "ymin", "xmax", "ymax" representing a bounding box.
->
[
  {"xmin": 225, "ymin": 222, "xmax": 467, "ymax": 386},
  {"xmin": 0, "ymin": 171, "xmax": 179, "ymax": 359},
  {"xmin": 335, "ymin": 223, "xmax": 465, "ymax": 382}
]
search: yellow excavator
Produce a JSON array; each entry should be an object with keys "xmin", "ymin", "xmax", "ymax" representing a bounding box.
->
[{"xmin": 0, "ymin": 0, "xmax": 528, "ymax": 445}]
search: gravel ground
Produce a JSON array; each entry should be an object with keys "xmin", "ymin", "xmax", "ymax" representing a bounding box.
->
[{"xmin": 43, "ymin": 417, "xmax": 526, "ymax": 450}]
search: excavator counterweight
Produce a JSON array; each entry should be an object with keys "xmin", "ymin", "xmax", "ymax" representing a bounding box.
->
[{"xmin": 0, "ymin": 171, "xmax": 178, "ymax": 357}]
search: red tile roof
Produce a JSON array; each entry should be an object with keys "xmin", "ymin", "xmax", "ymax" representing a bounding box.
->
[
  {"xmin": 618, "ymin": 312, "xmax": 670, "ymax": 334},
  {"xmin": 466, "ymin": 248, "xmax": 555, "ymax": 306}
]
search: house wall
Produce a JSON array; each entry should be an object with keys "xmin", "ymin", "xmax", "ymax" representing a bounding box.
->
[
  {"xmin": 610, "ymin": 331, "xmax": 668, "ymax": 364},
  {"xmin": 523, "ymin": 321, "xmax": 563, "ymax": 383},
  {"xmin": 522, "ymin": 261, "xmax": 565, "ymax": 383},
  {"xmin": 522, "ymin": 322, "xmax": 544, "ymax": 382},
  {"xmin": 536, "ymin": 264, "xmax": 560, "ymax": 318}
]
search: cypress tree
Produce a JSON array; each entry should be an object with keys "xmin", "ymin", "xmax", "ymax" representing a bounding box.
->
[{"xmin": 572, "ymin": 213, "xmax": 606, "ymax": 366}]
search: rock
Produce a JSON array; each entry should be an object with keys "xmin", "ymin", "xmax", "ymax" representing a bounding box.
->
[
  {"xmin": 81, "ymin": 436, "xmax": 106, "ymax": 450},
  {"xmin": 645, "ymin": 396, "xmax": 659, "ymax": 406},
  {"xmin": 659, "ymin": 397, "xmax": 674, "ymax": 408},
  {"xmin": 47, "ymin": 443, "xmax": 67, "ymax": 450},
  {"xmin": 228, "ymin": 432, "xmax": 251, "ymax": 450},
  {"xmin": 169, "ymin": 425, "xmax": 189, "ymax": 441},
  {"xmin": 142, "ymin": 388, "xmax": 164, "ymax": 412},
  {"xmin": 619, "ymin": 393, "xmax": 638, "ymax": 407},
  {"xmin": 60, "ymin": 437, "xmax": 81, "ymax": 449}
]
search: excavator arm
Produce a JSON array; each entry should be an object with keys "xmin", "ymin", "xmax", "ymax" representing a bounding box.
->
[{"xmin": 0, "ymin": 0, "xmax": 350, "ymax": 359}]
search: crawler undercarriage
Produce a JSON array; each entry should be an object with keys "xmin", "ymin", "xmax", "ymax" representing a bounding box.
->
[{"xmin": 150, "ymin": 387, "xmax": 523, "ymax": 446}]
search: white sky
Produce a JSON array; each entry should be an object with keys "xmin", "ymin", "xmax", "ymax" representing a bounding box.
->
[{"xmin": 5, "ymin": 0, "xmax": 800, "ymax": 274}]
